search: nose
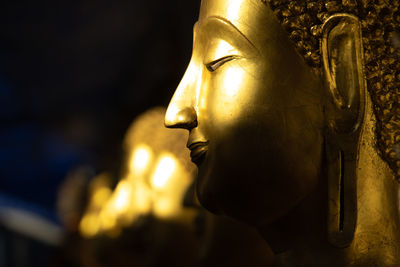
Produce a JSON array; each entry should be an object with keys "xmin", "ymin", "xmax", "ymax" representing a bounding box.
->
[
  {"xmin": 165, "ymin": 62, "xmax": 199, "ymax": 130},
  {"xmin": 165, "ymin": 106, "xmax": 197, "ymax": 130}
]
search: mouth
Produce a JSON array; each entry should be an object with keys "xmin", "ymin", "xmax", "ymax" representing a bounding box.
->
[{"xmin": 187, "ymin": 141, "xmax": 208, "ymax": 166}]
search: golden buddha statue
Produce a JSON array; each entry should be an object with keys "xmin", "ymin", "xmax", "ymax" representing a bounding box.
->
[{"xmin": 165, "ymin": 0, "xmax": 400, "ymax": 265}]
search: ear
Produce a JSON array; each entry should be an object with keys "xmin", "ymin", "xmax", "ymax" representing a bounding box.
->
[
  {"xmin": 321, "ymin": 14, "xmax": 366, "ymax": 248},
  {"xmin": 322, "ymin": 14, "xmax": 365, "ymax": 134}
]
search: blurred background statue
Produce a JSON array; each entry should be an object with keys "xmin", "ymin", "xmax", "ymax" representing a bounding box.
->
[
  {"xmin": 58, "ymin": 107, "xmax": 273, "ymax": 267},
  {"xmin": 165, "ymin": 0, "xmax": 400, "ymax": 265},
  {"xmin": 0, "ymin": 1, "xmax": 200, "ymax": 266}
]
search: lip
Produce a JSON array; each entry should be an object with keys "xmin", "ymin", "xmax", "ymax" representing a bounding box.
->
[{"xmin": 187, "ymin": 141, "xmax": 209, "ymax": 166}]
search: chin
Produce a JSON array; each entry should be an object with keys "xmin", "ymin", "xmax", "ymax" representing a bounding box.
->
[
  {"xmin": 196, "ymin": 170, "xmax": 286, "ymax": 228},
  {"xmin": 196, "ymin": 185, "xmax": 222, "ymax": 215},
  {"xmin": 194, "ymin": 149, "xmax": 287, "ymax": 225},
  {"xmin": 195, "ymin": 164, "xmax": 223, "ymax": 215},
  {"xmin": 195, "ymin": 171, "xmax": 261, "ymax": 225}
]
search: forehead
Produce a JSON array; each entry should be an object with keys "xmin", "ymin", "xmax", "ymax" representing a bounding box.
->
[
  {"xmin": 199, "ymin": 0, "xmax": 264, "ymax": 20},
  {"xmin": 198, "ymin": 0, "xmax": 280, "ymax": 51}
]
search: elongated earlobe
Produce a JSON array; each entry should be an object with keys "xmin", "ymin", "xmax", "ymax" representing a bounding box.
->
[{"xmin": 321, "ymin": 14, "xmax": 366, "ymax": 248}]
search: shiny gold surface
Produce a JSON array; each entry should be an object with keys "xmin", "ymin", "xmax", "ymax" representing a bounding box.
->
[
  {"xmin": 165, "ymin": 0, "xmax": 400, "ymax": 265},
  {"xmin": 166, "ymin": 0, "xmax": 324, "ymax": 223}
]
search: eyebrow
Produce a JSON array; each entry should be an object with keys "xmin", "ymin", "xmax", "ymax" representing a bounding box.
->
[{"xmin": 197, "ymin": 16, "xmax": 257, "ymax": 50}]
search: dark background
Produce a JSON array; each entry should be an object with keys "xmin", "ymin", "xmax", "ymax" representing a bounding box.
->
[{"xmin": 0, "ymin": 0, "xmax": 199, "ymax": 224}]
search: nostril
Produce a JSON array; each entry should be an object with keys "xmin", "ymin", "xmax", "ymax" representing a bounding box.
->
[{"xmin": 165, "ymin": 107, "xmax": 198, "ymax": 129}]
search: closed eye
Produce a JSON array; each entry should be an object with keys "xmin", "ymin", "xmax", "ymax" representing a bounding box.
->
[{"xmin": 205, "ymin": 55, "xmax": 238, "ymax": 72}]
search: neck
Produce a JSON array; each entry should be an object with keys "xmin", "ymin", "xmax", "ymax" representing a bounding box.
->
[{"xmin": 259, "ymin": 95, "xmax": 400, "ymax": 266}]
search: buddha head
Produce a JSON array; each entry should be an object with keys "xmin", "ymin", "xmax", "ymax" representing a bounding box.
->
[{"xmin": 165, "ymin": 0, "xmax": 400, "ymax": 231}]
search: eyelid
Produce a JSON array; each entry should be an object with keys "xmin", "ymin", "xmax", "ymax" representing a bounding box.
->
[{"xmin": 205, "ymin": 55, "xmax": 239, "ymax": 72}]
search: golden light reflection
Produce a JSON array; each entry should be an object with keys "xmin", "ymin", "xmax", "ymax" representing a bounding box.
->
[
  {"xmin": 130, "ymin": 145, "xmax": 152, "ymax": 175},
  {"xmin": 153, "ymin": 197, "xmax": 175, "ymax": 218},
  {"xmin": 226, "ymin": 0, "xmax": 244, "ymax": 22},
  {"xmin": 223, "ymin": 66, "xmax": 244, "ymax": 98},
  {"xmin": 112, "ymin": 180, "xmax": 132, "ymax": 214},
  {"xmin": 80, "ymin": 212, "xmax": 100, "ymax": 238},
  {"xmin": 79, "ymin": 150, "xmax": 190, "ymax": 237},
  {"xmin": 99, "ymin": 206, "xmax": 117, "ymax": 230},
  {"xmin": 151, "ymin": 154, "xmax": 176, "ymax": 189},
  {"xmin": 92, "ymin": 187, "xmax": 112, "ymax": 207},
  {"xmin": 165, "ymin": 105, "xmax": 180, "ymax": 125},
  {"xmin": 133, "ymin": 181, "xmax": 151, "ymax": 214}
]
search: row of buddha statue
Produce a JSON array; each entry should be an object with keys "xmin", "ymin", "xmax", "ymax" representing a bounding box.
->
[{"xmin": 74, "ymin": 1, "xmax": 400, "ymax": 265}]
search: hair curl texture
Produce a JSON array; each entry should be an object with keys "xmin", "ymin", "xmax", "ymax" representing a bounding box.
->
[{"xmin": 262, "ymin": 0, "xmax": 400, "ymax": 179}]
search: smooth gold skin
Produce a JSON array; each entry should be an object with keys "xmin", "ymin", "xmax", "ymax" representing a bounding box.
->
[
  {"xmin": 166, "ymin": 0, "xmax": 324, "ymax": 224},
  {"xmin": 165, "ymin": 0, "xmax": 400, "ymax": 265}
]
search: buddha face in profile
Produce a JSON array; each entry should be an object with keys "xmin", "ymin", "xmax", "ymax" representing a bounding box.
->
[{"xmin": 165, "ymin": 0, "xmax": 400, "ymax": 228}]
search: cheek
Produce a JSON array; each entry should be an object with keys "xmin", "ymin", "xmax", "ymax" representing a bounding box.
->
[
  {"xmin": 203, "ymin": 63, "xmax": 261, "ymax": 130},
  {"xmin": 205, "ymin": 115, "xmax": 322, "ymax": 224}
]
